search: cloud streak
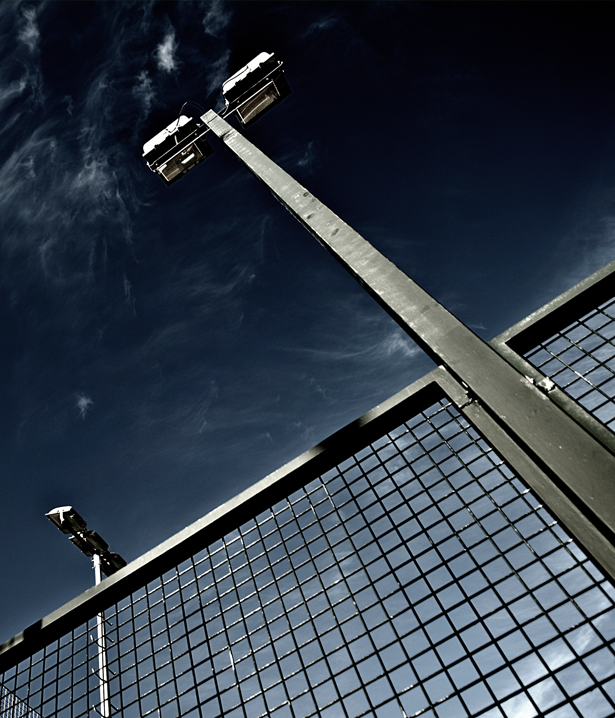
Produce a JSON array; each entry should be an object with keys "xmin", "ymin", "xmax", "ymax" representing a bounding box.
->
[
  {"xmin": 205, "ymin": 50, "xmax": 231, "ymax": 98},
  {"xmin": 202, "ymin": 1, "xmax": 232, "ymax": 37},
  {"xmin": 132, "ymin": 70, "xmax": 154, "ymax": 114},
  {"xmin": 0, "ymin": 78, "xmax": 27, "ymax": 109},
  {"xmin": 0, "ymin": 119, "xmax": 131, "ymax": 287},
  {"xmin": 0, "ymin": 8, "xmax": 138, "ymax": 298},
  {"xmin": 155, "ymin": 28, "xmax": 178, "ymax": 73},
  {"xmin": 76, "ymin": 394, "xmax": 94, "ymax": 420},
  {"xmin": 297, "ymin": 141, "xmax": 316, "ymax": 170},
  {"xmin": 18, "ymin": 7, "xmax": 40, "ymax": 52},
  {"xmin": 383, "ymin": 331, "xmax": 422, "ymax": 359},
  {"xmin": 304, "ymin": 16, "xmax": 338, "ymax": 37}
]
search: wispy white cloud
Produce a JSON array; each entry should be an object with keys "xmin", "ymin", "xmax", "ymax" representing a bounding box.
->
[
  {"xmin": 129, "ymin": 374, "xmax": 221, "ymax": 440},
  {"xmin": 297, "ymin": 141, "xmax": 316, "ymax": 170},
  {"xmin": 302, "ymin": 375, "xmax": 333, "ymax": 402},
  {"xmin": 72, "ymin": 134, "xmax": 114, "ymax": 197},
  {"xmin": 199, "ymin": 1, "xmax": 232, "ymax": 100},
  {"xmin": 139, "ymin": 260, "xmax": 258, "ymax": 358},
  {"xmin": 0, "ymin": 78, "xmax": 27, "ymax": 110},
  {"xmin": 62, "ymin": 95, "xmax": 74, "ymax": 116},
  {"xmin": 0, "ymin": 127, "xmax": 54, "ymax": 227},
  {"xmin": 292, "ymin": 420, "xmax": 316, "ymax": 442},
  {"xmin": 283, "ymin": 328, "xmax": 420, "ymax": 365},
  {"xmin": 382, "ymin": 331, "xmax": 421, "ymax": 359},
  {"xmin": 18, "ymin": 7, "xmax": 39, "ymax": 53},
  {"xmin": 275, "ymin": 141, "xmax": 319, "ymax": 177},
  {"xmin": 205, "ymin": 49, "xmax": 230, "ymax": 97},
  {"xmin": 132, "ymin": 70, "xmax": 155, "ymax": 114},
  {"xmin": 0, "ymin": 5, "xmax": 44, "ymax": 117},
  {"xmin": 155, "ymin": 28, "xmax": 178, "ymax": 73},
  {"xmin": 272, "ymin": 285, "xmax": 430, "ymax": 423},
  {"xmin": 304, "ymin": 17, "xmax": 338, "ymax": 37},
  {"xmin": 538, "ymin": 185, "xmax": 615, "ymax": 311},
  {"xmin": 123, "ymin": 274, "xmax": 133, "ymax": 301},
  {"xmin": 202, "ymin": 1, "xmax": 232, "ymax": 37},
  {"xmin": 572, "ymin": 197, "xmax": 615, "ymax": 281},
  {"xmin": 0, "ymin": 116, "xmax": 131, "ymax": 291},
  {"xmin": 183, "ymin": 381, "xmax": 219, "ymax": 435},
  {"xmin": 76, "ymin": 393, "xmax": 93, "ymax": 420}
]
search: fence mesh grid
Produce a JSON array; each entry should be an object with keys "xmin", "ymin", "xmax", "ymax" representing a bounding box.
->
[
  {"xmin": 0, "ymin": 684, "xmax": 40, "ymax": 717},
  {"xmin": 3, "ymin": 397, "xmax": 615, "ymax": 718},
  {"xmin": 523, "ymin": 296, "xmax": 615, "ymax": 433}
]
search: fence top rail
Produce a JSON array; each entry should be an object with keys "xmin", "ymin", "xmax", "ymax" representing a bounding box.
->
[
  {"xmin": 491, "ymin": 258, "xmax": 615, "ymax": 355},
  {"xmin": 0, "ymin": 369, "xmax": 450, "ymax": 673}
]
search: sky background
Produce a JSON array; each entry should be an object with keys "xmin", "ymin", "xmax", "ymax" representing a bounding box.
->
[{"xmin": 0, "ymin": 1, "xmax": 614, "ymax": 644}]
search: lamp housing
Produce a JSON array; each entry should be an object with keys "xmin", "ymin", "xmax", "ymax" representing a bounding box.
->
[
  {"xmin": 69, "ymin": 533, "xmax": 95, "ymax": 557},
  {"xmin": 222, "ymin": 52, "xmax": 291, "ymax": 127},
  {"xmin": 143, "ymin": 115, "xmax": 213, "ymax": 185},
  {"xmin": 83, "ymin": 530, "xmax": 110, "ymax": 555},
  {"xmin": 46, "ymin": 506, "xmax": 88, "ymax": 535},
  {"xmin": 100, "ymin": 552, "xmax": 128, "ymax": 577}
]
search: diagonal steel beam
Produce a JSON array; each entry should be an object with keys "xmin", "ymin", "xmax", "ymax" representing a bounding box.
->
[{"xmin": 203, "ymin": 109, "xmax": 615, "ymax": 571}]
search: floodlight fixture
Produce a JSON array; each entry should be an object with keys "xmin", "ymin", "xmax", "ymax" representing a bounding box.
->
[
  {"xmin": 45, "ymin": 505, "xmax": 88, "ymax": 535},
  {"xmin": 222, "ymin": 52, "xmax": 291, "ymax": 127},
  {"xmin": 68, "ymin": 533, "xmax": 95, "ymax": 557},
  {"xmin": 46, "ymin": 506, "xmax": 126, "ymax": 577},
  {"xmin": 105, "ymin": 552, "xmax": 128, "ymax": 573},
  {"xmin": 142, "ymin": 52, "xmax": 290, "ymax": 185},
  {"xmin": 68, "ymin": 529, "xmax": 109, "ymax": 557},
  {"xmin": 142, "ymin": 115, "xmax": 214, "ymax": 186}
]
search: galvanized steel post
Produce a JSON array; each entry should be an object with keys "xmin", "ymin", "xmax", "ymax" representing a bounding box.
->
[{"xmin": 202, "ymin": 109, "xmax": 615, "ymax": 574}]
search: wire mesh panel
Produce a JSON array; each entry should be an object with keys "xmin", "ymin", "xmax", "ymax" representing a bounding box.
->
[
  {"xmin": 523, "ymin": 296, "xmax": 615, "ymax": 432},
  {"xmin": 0, "ymin": 684, "xmax": 40, "ymax": 717},
  {"xmin": 3, "ymin": 397, "xmax": 615, "ymax": 718}
]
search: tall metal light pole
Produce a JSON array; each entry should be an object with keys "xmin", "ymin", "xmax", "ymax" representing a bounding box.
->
[
  {"xmin": 46, "ymin": 507, "xmax": 126, "ymax": 717},
  {"xmin": 143, "ymin": 53, "xmax": 615, "ymax": 576}
]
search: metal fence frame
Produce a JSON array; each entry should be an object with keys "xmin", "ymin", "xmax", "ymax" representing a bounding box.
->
[
  {"xmin": 1, "ymin": 259, "xmax": 615, "ymax": 717},
  {"xmin": 491, "ymin": 258, "xmax": 615, "ymax": 457},
  {"xmin": 487, "ymin": 258, "xmax": 615, "ymax": 582}
]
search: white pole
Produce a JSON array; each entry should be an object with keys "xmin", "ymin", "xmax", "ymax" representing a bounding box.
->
[{"xmin": 93, "ymin": 555, "xmax": 110, "ymax": 717}]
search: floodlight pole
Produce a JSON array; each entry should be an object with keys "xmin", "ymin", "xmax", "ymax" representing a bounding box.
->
[
  {"xmin": 93, "ymin": 555, "xmax": 111, "ymax": 718},
  {"xmin": 201, "ymin": 109, "xmax": 615, "ymax": 574},
  {"xmin": 45, "ymin": 507, "xmax": 121, "ymax": 717}
]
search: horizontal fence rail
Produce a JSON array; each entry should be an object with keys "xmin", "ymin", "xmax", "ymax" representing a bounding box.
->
[{"xmin": 2, "ymin": 262, "xmax": 615, "ymax": 718}]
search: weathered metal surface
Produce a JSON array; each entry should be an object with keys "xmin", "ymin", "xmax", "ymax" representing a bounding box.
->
[
  {"xmin": 203, "ymin": 109, "xmax": 615, "ymax": 564},
  {"xmin": 490, "ymin": 340, "xmax": 615, "ymax": 457},
  {"xmin": 0, "ymin": 370, "xmax": 446, "ymax": 672},
  {"xmin": 490, "ymin": 260, "xmax": 615, "ymax": 455}
]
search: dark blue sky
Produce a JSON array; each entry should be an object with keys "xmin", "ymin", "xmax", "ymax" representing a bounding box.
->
[{"xmin": 1, "ymin": 1, "xmax": 614, "ymax": 644}]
